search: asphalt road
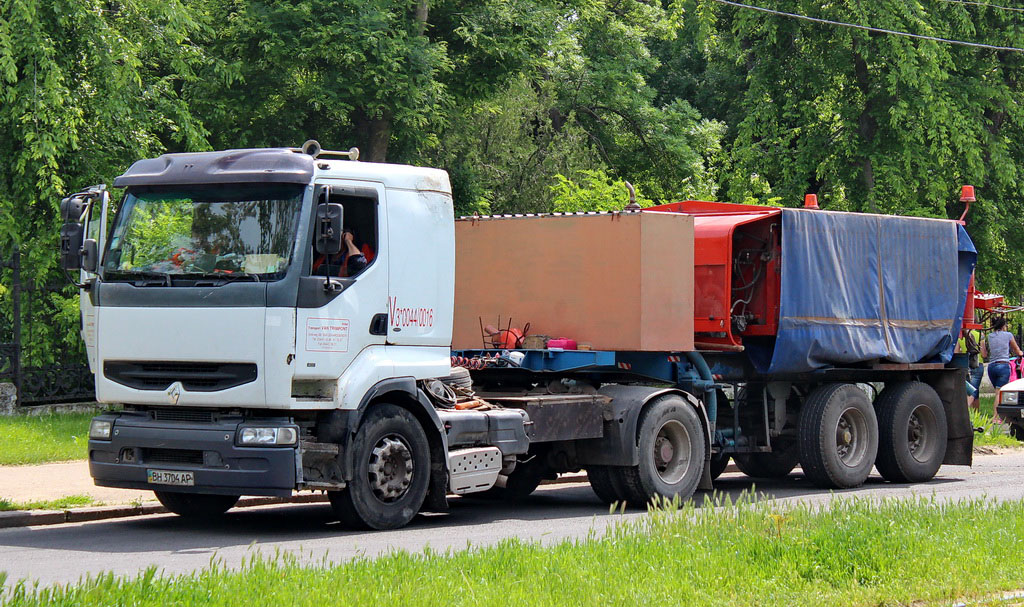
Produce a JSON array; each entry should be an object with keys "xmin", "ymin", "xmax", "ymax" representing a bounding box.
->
[{"xmin": 1, "ymin": 450, "xmax": 1022, "ymax": 588}]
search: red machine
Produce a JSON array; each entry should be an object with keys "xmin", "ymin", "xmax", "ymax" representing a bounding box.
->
[{"xmin": 646, "ymin": 200, "xmax": 781, "ymax": 350}]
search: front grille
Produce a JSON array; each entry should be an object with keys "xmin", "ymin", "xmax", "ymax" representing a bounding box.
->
[
  {"xmin": 142, "ymin": 448, "xmax": 204, "ymax": 466},
  {"xmin": 104, "ymin": 361, "xmax": 257, "ymax": 392},
  {"xmin": 151, "ymin": 408, "xmax": 215, "ymax": 423}
]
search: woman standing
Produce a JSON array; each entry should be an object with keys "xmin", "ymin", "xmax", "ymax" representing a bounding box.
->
[{"xmin": 981, "ymin": 316, "xmax": 1022, "ymax": 422}]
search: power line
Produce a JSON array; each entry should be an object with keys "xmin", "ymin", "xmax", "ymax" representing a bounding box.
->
[
  {"xmin": 712, "ymin": 0, "xmax": 1024, "ymax": 52},
  {"xmin": 937, "ymin": 0, "xmax": 1024, "ymax": 14}
]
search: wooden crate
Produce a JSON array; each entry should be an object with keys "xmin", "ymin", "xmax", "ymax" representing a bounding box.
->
[{"xmin": 454, "ymin": 211, "xmax": 694, "ymax": 352}]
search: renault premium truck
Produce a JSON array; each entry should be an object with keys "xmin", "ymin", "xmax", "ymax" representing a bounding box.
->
[{"xmin": 58, "ymin": 143, "xmax": 975, "ymax": 529}]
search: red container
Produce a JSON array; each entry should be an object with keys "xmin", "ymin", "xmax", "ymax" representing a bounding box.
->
[{"xmin": 547, "ymin": 338, "xmax": 577, "ymax": 350}]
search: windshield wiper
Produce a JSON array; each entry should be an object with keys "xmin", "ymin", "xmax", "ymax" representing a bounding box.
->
[
  {"xmin": 104, "ymin": 270, "xmax": 172, "ymax": 287},
  {"xmin": 183, "ymin": 272, "xmax": 262, "ymax": 286}
]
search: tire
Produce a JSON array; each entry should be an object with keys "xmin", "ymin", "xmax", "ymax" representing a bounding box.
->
[
  {"xmin": 587, "ymin": 466, "xmax": 628, "ymax": 504},
  {"xmin": 441, "ymin": 366, "xmax": 473, "ymax": 390},
  {"xmin": 154, "ymin": 491, "xmax": 239, "ymax": 518},
  {"xmin": 329, "ymin": 404, "xmax": 431, "ymax": 530},
  {"xmin": 709, "ymin": 452, "xmax": 731, "ymax": 480},
  {"xmin": 1010, "ymin": 424, "xmax": 1024, "ymax": 442},
  {"xmin": 874, "ymin": 381, "xmax": 948, "ymax": 483},
  {"xmin": 732, "ymin": 441, "xmax": 799, "ymax": 479},
  {"xmin": 618, "ymin": 395, "xmax": 706, "ymax": 507},
  {"xmin": 798, "ymin": 383, "xmax": 879, "ymax": 489},
  {"xmin": 484, "ymin": 456, "xmax": 546, "ymax": 500}
]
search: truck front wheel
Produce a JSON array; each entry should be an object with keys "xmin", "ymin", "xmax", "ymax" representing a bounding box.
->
[
  {"xmin": 874, "ymin": 381, "xmax": 947, "ymax": 483},
  {"xmin": 154, "ymin": 491, "xmax": 239, "ymax": 518},
  {"xmin": 798, "ymin": 383, "xmax": 878, "ymax": 489},
  {"xmin": 619, "ymin": 396, "xmax": 706, "ymax": 507},
  {"xmin": 329, "ymin": 404, "xmax": 431, "ymax": 530}
]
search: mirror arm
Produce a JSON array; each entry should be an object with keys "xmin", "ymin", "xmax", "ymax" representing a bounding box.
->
[{"xmin": 62, "ymin": 268, "xmax": 89, "ymax": 290}]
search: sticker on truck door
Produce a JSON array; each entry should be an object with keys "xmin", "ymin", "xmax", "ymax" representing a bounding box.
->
[{"xmin": 305, "ymin": 318, "xmax": 350, "ymax": 352}]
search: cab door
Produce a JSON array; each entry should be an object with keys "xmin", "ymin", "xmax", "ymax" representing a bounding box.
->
[
  {"xmin": 80, "ymin": 190, "xmax": 109, "ymax": 371},
  {"xmin": 293, "ymin": 181, "xmax": 389, "ymax": 386}
]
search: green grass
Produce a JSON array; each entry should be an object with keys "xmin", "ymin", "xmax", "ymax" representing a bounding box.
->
[
  {"xmin": 0, "ymin": 495, "xmax": 96, "ymax": 512},
  {"xmin": 3, "ymin": 496, "xmax": 1024, "ymax": 606},
  {"xmin": 0, "ymin": 412, "xmax": 93, "ymax": 465},
  {"xmin": 972, "ymin": 395, "xmax": 1023, "ymax": 448}
]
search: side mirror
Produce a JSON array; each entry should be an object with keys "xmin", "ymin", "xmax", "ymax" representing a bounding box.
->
[
  {"xmin": 60, "ymin": 196, "xmax": 87, "ymax": 222},
  {"xmin": 60, "ymin": 222, "xmax": 85, "ymax": 270},
  {"xmin": 315, "ymin": 203, "xmax": 344, "ymax": 255},
  {"xmin": 82, "ymin": 239, "xmax": 99, "ymax": 273}
]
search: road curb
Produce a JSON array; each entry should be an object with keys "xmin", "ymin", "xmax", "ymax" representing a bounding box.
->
[
  {"xmin": 0, "ymin": 493, "xmax": 330, "ymax": 529},
  {"xmin": 0, "ymin": 468, "xmax": 741, "ymax": 529},
  {"xmin": 0, "ymin": 473, "xmax": 599, "ymax": 530}
]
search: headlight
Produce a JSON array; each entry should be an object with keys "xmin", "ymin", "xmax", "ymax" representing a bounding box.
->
[
  {"xmin": 1000, "ymin": 391, "xmax": 1019, "ymax": 405},
  {"xmin": 89, "ymin": 419, "xmax": 112, "ymax": 440},
  {"xmin": 238, "ymin": 426, "xmax": 297, "ymax": 446}
]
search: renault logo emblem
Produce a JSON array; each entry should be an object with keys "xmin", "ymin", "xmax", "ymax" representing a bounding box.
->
[{"xmin": 166, "ymin": 382, "xmax": 182, "ymax": 405}]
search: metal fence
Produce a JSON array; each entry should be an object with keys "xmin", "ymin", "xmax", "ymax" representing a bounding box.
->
[{"xmin": 0, "ymin": 248, "xmax": 94, "ymax": 406}]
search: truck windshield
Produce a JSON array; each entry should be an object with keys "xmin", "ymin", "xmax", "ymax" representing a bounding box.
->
[{"xmin": 103, "ymin": 184, "xmax": 304, "ymax": 280}]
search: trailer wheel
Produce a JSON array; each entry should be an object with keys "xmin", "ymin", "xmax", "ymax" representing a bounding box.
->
[
  {"xmin": 874, "ymin": 381, "xmax": 947, "ymax": 483},
  {"xmin": 732, "ymin": 441, "xmax": 799, "ymax": 479},
  {"xmin": 798, "ymin": 383, "xmax": 878, "ymax": 489},
  {"xmin": 587, "ymin": 466, "xmax": 628, "ymax": 505},
  {"xmin": 329, "ymin": 404, "xmax": 430, "ymax": 530},
  {"xmin": 619, "ymin": 396, "xmax": 706, "ymax": 507},
  {"xmin": 709, "ymin": 453, "xmax": 731, "ymax": 480},
  {"xmin": 154, "ymin": 492, "xmax": 239, "ymax": 518}
]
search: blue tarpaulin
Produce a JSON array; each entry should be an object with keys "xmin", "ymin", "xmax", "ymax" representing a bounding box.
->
[{"xmin": 761, "ymin": 209, "xmax": 977, "ymax": 374}]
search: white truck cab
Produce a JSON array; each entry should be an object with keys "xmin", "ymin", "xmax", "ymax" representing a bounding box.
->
[{"xmin": 91, "ymin": 147, "xmax": 453, "ymax": 410}]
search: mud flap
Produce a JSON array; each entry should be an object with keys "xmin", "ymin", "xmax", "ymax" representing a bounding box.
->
[{"xmin": 928, "ymin": 369, "xmax": 973, "ymax": 466}]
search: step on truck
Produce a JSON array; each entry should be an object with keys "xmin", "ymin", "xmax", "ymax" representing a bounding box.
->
[{"xmin": 58, "ymin": 142, "xmax": 976, "ymax": 529}]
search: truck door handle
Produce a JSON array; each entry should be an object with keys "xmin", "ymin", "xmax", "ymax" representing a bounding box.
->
[{"xmin": 370, "ymin": 313, "xmax": 388, "ymax": 336}]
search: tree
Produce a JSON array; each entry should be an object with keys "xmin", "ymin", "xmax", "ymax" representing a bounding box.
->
[
  {"xmin": 0, "ymin": 0, "xmax": 210, "ymax": 365},
  {"xmin": 0, "ymin": 0, "xmax": 209, "ymax": 272},
  {"xmin": 678, "ymin": 0, "xmax": 1024, "ymax": 296},
  {"xmin": 190, "ymin": 0, "xmax": 559, "ymax": 163}
]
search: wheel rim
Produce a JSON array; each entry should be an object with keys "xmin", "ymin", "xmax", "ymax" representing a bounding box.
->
[
  {"xmin": 834, "ymin": 406, "xmax": 870, "ymax": 468},
  {"xmin": 652, "ymin": 419, "xmax": 692, "ymax": 484},
  {"xmin": 367, "ymin": 434, "xmax": 414, "ymax": 503},
  {"xmin": 907, "ymin": 403, "xmax": 938, "ymax": 464}
]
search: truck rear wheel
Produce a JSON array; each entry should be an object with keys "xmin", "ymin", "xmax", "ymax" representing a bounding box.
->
[
  {"xmin": 587, "ymin": 466, "xmax": 628, "ymax": 505},
  {"xmin": 619, "ymin": 396, "xmax": 706, "ymax": 507},
  {"xmin": 732, "ymin": 441, "xmax": 799, "ymax": 479},
  {"xmin": 329, "ymin": 404, "xmax": 430, "ymax": 530},
  {"xmin": 874, "ymin": 381, "xmax": 947, "ymax": 483},
  {"xmin": 798, "ymin": 383, "xmax": 878, "ymax": 489},
  {"xmin": 485, "ymin": 455, "xmax": 547, "ymax": 500},
  {"xmin": 154, "ymin": 491, "xmax": 239, "ymax": 518}
]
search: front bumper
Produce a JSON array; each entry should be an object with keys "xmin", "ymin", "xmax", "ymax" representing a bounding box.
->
[
  {"xmin": 996, "ymin": 403, "xmax": 1024, "ymax": 424},
  {"xmin": 88, "ymin": 412, "xmax": 297, "ymax": 497}
]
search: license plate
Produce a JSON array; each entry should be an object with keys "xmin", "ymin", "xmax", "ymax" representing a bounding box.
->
[{"xmin": 147, "ymin": 469, "xmax": 195, "ymax": 486}]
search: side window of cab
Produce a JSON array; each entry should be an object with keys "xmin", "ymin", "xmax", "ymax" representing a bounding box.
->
[{"xmin": 312, "ymin": 193, "xmax": 378, "ymax": 278}]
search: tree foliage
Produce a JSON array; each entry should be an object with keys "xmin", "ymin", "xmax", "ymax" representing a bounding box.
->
[
  {"xmin": 4, "ymin": 0, "xmax": 1024, "ymax": 300},
  {"xmin": 676, "ymin": 0, "xmax": 1024, "ymax": 295},
  {"xmin": 0, "ymin": 0, "xmax": 209, "ymax": 273}
]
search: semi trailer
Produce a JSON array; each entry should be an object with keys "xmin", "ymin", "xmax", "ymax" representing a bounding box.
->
[{"xmin": 58, "ymin": 143, "xmax": 976, "ymax": 530}]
